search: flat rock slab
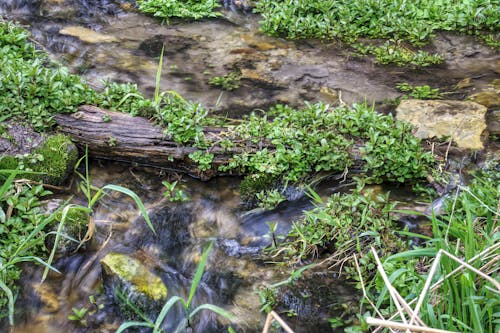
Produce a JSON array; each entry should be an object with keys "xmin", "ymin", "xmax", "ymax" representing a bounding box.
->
[{"xmin": 396, "ymin": 100, "xmax": 487, "ymax": 150}]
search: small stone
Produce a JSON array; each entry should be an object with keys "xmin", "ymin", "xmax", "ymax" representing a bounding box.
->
[
  {"xmin": 455, "ymin": 77, "xmax": 473, "ymax": 89},
  {"xmin": 59, "ymin": 26, "xmax": 119, "ymax": 43},
  {"xmin": 319, "ymin": 86, "xmax": 340, "ymax": 104},
  {"xmin": 487, "ymin": 110, "xmax": 500, "ymax": 136},
  {"xmin": 249, "ymin": 41, "xmax": 276, "ymax": 51},
  {"xmin": 469, "ymin": 91, "xmax": 500, "ymax": 108},
  {"xmin": 396, "ymin": 99, "xmax": 487, "ymax": 150},
  {"xmin": 240, "ymin": 69, "xmax": 276, "ymax": 87}
]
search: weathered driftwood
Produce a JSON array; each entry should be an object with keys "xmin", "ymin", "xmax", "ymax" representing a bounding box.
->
[
  {"xmin": 54, "ymin": 105, "xmax": 245, "ymax": 179},
  {"xmin": 54, "ymin": 105, "xmax": 366, "ymax": 181}
]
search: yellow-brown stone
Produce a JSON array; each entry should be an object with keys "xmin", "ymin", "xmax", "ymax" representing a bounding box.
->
[
  {"xmin": 59, "ymin": 26, "xmax": 119, "ymax": 43},
  {"xmin": 396, "ymin": 100, "xmax": 487, "ymax": 150}
]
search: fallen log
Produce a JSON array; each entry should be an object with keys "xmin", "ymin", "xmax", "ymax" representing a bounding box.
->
[{"xmin": 54, "ymin": 105, "xmax": 245, "ymax": 179}]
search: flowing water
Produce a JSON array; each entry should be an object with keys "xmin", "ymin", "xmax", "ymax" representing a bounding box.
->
[
  {"xmin": 6, "ymin": 162, "xmax": 359, "ymax": 333},
  {"xmin": 0, "ymin": 1, "xmax": 498, "ymax": 332},
  {"xmin": 1, "ymin": 0, "xmax": 498, "ymax": 115}
]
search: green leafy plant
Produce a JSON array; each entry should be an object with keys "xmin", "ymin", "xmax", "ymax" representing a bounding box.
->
[
  {"xmin": 0, "ymin": 21, "xmax": 97, "ymax": 130},
  {"xmin": 273, "ymin": 187, "xmax": 408, "ymax": 281},
  {"xmin": 67, "ymin": 295, "xmax": 104, "ymax": 327},
  {"xmin": 68, "ymin": 307, "xmax": 89, "ymax": 326},
  {"xmin": 97, "ymin": 81, "xmax": 152, "ymax": 116},
  {"xmin": 189, "ymin": 150, "xmax": 214, "ymax": 171},
  {"xmin": 223, "ymin": 102, "xmax": 433, "ymax": 188},
  {"xmin": 257, "ymin": 190, "xmax": 285, "ymax": 209},
  {"xmin": 396, "ymin": 82, "xmax": 443, "ymax": 99},
  {"xmin": 361, "ymin": 169, "xmax": 499, "ymax": 332},
  {"xmin": 209, "ymin": 72, "xmax": 241, "ymax": 91},
  {"xmin": 137, "ymin": 0, "xmax": 221, "ymax": 22},
  {"xmin": 116, "ymin": 241, "xmax": 235, "ymax": 332},
  {"xmin": 162, "ymin": 180, "xmax": 190, "ymax": 202},
  {"xmin": 255, "ymin": 0, "xmax": 498, "ymax": 66},
  {"xmin": 0, "ymin": 169, "xmax": 66, "ymax": 325}
]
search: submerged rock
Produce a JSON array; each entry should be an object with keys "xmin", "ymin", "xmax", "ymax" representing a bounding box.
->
[
  {"xmin": 101, "ymin": 252, "xmax": 167, "ymax": 302},
  {"xmin": 469, "ymin": 91, "xmax": 500, "ymax": 108},
  {"xmin": 396, "ymin": 99, "xmax": 487, "ymax": 150},
  {"xmin": 59, "ymin": 26, "xmax": 119, "ymax": 43}
]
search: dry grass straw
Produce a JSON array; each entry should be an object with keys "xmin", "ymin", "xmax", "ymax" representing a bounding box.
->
[
  {"xmin": 358, "ymin": 246, "xmax": 500, "ymax": 333},
  {"xmin": 262, "ymin": 311, "xmax": 295, "ymax": 333}
]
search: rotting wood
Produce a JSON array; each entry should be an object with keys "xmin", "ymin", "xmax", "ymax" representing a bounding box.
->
[
  {"xmin": 54, "ymin": 105, "xmax": 365, "ymax": 181},
  {"xmin": 54, "ymin": 105, "xmax": 246, "ymax": 180}
]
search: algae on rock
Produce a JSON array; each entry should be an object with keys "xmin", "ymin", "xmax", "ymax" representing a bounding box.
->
[{"xmin": 101, "ymin": 252, "xmax": 168, "ymax": 302}]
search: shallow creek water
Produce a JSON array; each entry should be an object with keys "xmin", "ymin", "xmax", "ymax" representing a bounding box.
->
[
  {"xmin": 1, "ymin": 0, "xmax": 498, "ymax": 115},
  {"xmin": 0, "ymin": 0, "xmax": 499, "ymax": 332},
  {"xmin": 8, "ymin": 162, "xmax": 361, "ymax": 333}
]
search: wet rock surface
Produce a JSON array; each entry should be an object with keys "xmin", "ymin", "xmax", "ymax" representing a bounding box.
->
[
  {"xmin": 0, "ymin": 122, "xmax": 43, "ymax": 155},
  {"xmin": 1, "ymin": 1, "xmax": 498, "ymax": 116},
  {"xmin": 101, "ymin": 251, "xmax": 168, "ymax": 316}
]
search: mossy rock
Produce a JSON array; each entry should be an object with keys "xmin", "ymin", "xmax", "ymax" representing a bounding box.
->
[
  {"xmin": 101, "ymin": 252, "xmax": 168, "ymax": 317},
  {"xmin": 0, "ymin": 133, "xmax": 78, "ymax": 185}
]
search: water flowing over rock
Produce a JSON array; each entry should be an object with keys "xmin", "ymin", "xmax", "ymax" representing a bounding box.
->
[
  {"xmin": 396, "ymin": 100, "xmax": 487, "ymax": 150},
  {"xmin": 101, "ymin": 252, "xmax": 167, "ymax": 302},
  {"xmin": 59, "ymin": 26, "xmax": 119, "ymax": 43}
]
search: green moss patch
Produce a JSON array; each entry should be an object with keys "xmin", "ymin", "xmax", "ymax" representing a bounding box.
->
[
  {"xmin": 0, "ymin": 134, "xmax": 78, "ymax": 185},
  {"xmin": 101, "ymin": 252, "xmax": 168, "ymax": 301}
]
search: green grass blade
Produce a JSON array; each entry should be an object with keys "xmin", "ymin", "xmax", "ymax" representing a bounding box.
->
[
  {"xmin": 154, "ymin": 46, "xmax": 165, "ymax": 104},
  {"xmin": 187, "ymin": 241, "xmax": 213, "ymax": 309},
  {"xmin": 153, "ymin": 296, "xmax": 185, "ymax": 332},
  {"xmin": 396, "ymin": 230, "xmax": 432, "ymax": 240},
  {"xmin": 101, "ymin": 184, "xmax": 155, "ymax": 235},
  {"xmin": 0, "ymin": 279, "xmax": 14, "ymax": 326},
  {"xmin": 385, "ymin": 248, "xmax": 437, "ymax": 261},
  {"xmin": 0, "ymin": 170, "xmax": 18, "ymax": 198},
  {"xmin": 42, "ymin": 204, "xmax": 75, "ymax": 282},
  {"xmin": 9, "ymin": 256, "xmax": 61, "ymax": 274},
  {"xmin": 116, "ymin": 321, "xmax": 154, "ymax": 333},
  {"xmin": 189, "ymin": 303, "xmax": 235, "ymax": 322}
]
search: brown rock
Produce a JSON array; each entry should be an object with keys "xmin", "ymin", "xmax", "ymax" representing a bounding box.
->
[
  {"xmin": 59, "ymin": 26, "xmax": 119, "ymax": 43},
  {"xmin": 396, "ymin": 100, "xmax": 487, "ymax": 150},
  {"xmin": 469, "ymin": 91, "xmax": 500, "ymax": 108}
]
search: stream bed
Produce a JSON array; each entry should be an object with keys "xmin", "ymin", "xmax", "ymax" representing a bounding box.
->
[
  {"xmin": 8, "ymin": 161, "xmax": 359, "ymax": 333},
  {"xmin": 1, "ymin": 0, "xmax": 499, "ymax": 332}
]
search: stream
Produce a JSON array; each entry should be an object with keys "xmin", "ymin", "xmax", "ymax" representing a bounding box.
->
[{"xmin": 0, "ymin": 0, "xmax": 499, "ymax": 332}]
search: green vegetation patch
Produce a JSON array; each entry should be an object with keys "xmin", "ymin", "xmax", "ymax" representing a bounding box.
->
[
  {"xmin": 224, "ymin": 102, "xmax": 433, "ymax": 185},
  {"xmin": 0, "ymin": 21, "xmax": 97, "ymax": 130},
  {"xmin": 0, "ymin": 134, "xmax": 78, "ymax": 185},
  {"xmin": 209, "ymin": 72, "xmax": 241, "ymax": 91},
  {"xmin": 137, "ymin": 0, "xmax": 221, "ymax": 22},
  {"xmin": 363, "ymin": 169, "xmax": 500, "ymax": 332},
  {"xmin": 255, "ymin": 0, "xmax": 500, "ymax": 66},
  {"xmin": 275, "ymin": 188, "xmax": 407, "ymax": 280},
  {"xmin": 0, "ymin": 178, "xmax": 52, "ymax": 319}
]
